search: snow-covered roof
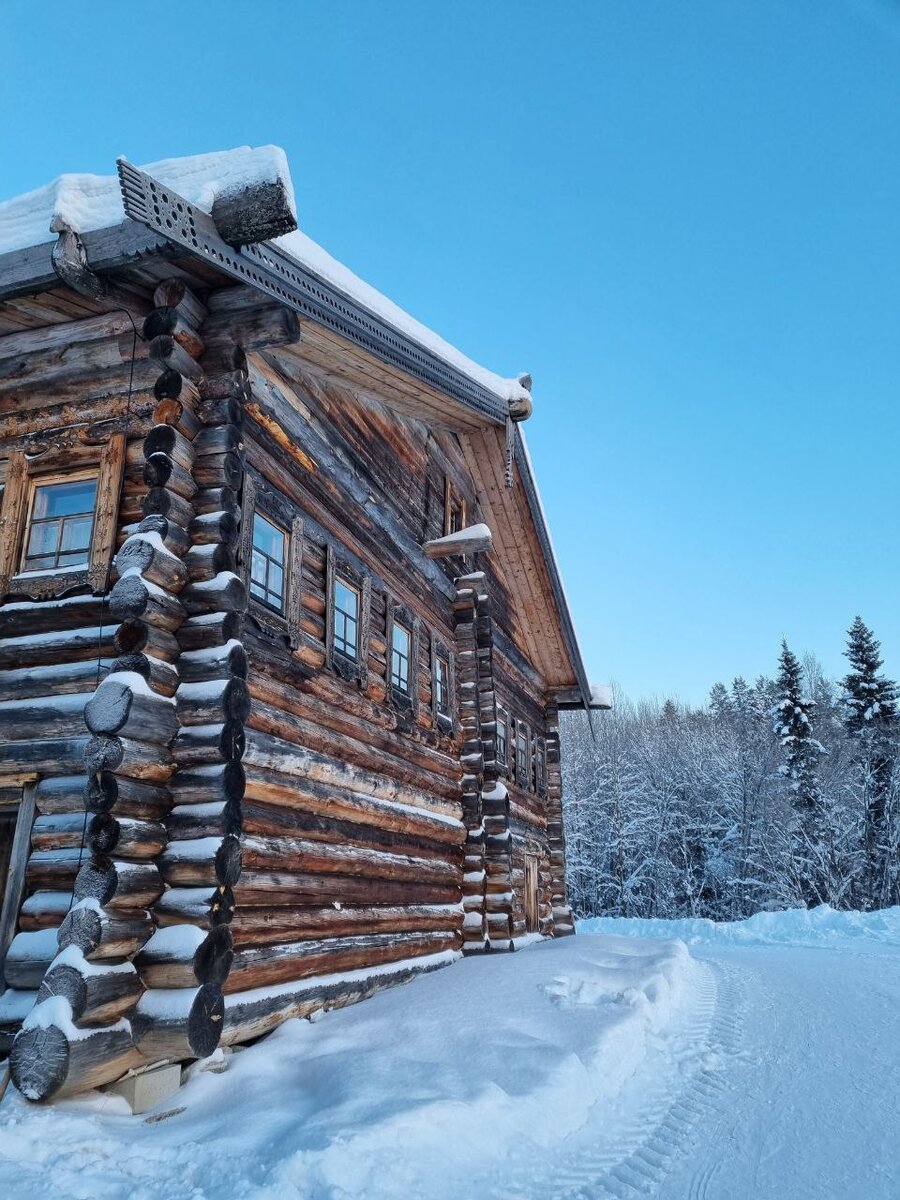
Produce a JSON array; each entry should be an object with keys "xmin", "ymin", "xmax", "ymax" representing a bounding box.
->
[{"xmin": 0, "ymin": 145, "xmax": 530, "ymax": 408}]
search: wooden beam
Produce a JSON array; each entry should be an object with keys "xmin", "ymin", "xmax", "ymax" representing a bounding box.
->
[
  {"xmin": 0, "ymin": 782, "xmax": 37, "ymax": 992},
  {"xmin": 423, "ymin": 524, "xmax": 492, "ymax": 559}
]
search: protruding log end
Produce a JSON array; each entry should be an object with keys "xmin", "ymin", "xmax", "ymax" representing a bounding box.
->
[{"xmin": 10, "ymin": 1022, "xmax": 69, "ymax": 1102}]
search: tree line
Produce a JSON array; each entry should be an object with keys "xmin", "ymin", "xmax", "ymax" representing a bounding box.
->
[{"xmin": 560, "ymin": 617, "xmax": 899, "ymax": 920}]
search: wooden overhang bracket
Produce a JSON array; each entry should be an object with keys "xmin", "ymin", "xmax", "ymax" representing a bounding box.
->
[
  {"xmin": 50, "ymin": 219, "xmax": 150, "ymax": 319},
  {"xmin": 115, "ymin": 158, "xmax": 508, "ymax": 426},
  {"xmin": 50, "ymin": 221, "xmax": 108, "ymax": 301},
  {"xmin": 423, "ymin": 523, "xmax": 493, "ymax": 559}
]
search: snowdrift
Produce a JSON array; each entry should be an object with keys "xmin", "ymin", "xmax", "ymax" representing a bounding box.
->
[
  {"xmin": 579, "ymin": 903, "xmax": 900, "ymax": 947},
  {"xmin": 0, "ymin": 936, "xmax": 699, "ymax": 1200}
]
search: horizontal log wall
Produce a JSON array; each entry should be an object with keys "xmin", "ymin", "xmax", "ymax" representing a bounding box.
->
[
  {"xmin": 214, "ymin": 369, "xmax": 468, "ymax": 1021},
  {"xmin": 0, "ymin": 310, "xmax": 158, "ymax": 1094}
]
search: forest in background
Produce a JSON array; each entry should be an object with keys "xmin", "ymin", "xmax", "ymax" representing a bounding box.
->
[{"xmin": 560, "ymin": 618, "xmax": 899, "ymax": 920}]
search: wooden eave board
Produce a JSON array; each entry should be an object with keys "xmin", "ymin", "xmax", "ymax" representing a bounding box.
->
[
  {"xmin": 461, "ymin": 427, "xmax": 575, "ymax": 689},
  {"xmin": 275, "ymin": 327, "xmax": 490, "ymax": 434}
]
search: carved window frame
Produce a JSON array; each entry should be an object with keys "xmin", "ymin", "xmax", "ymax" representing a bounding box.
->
[
  {"xmin": 431, "ymin": 636, "xmax": 455, "ymax": 733},
  {"xmin": 386, "ymin": 599, "xmax": 419, "ymax": 715},
  {"xmin": 239, "ymin": 472, "xmax": 304, "ymax": 648},
  {"xmin": 325, "ymin": 544, "xmax": 370, "ymax": 686},
  {"xmin": 0, "ymin": 437, "xmax": 125, "ymax": 601}
]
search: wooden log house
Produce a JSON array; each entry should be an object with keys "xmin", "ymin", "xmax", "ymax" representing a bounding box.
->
[{"xmin": 0, "ymin": 148, "xmax": 609, "ymax": 1103}]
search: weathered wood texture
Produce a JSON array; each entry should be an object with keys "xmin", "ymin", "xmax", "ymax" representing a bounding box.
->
[{"xmin": 0, "ymin": 271, "xmax": 576, "ymax": 1100}]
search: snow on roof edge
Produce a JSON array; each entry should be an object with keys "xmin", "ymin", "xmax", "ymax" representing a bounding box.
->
[{"xmin": 0, "ymin": 146, "xmax": 529, "ymax": 408}]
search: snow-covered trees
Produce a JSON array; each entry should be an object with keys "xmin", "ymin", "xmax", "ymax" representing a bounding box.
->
[
  {"xmin": 842, "ymin": 617, "xmax": 898, "ymax": 907},
  {"xmin": 773, "ymin": 641, "xmax": 829, "ymax": 906},
  {"xmin": 562, "ymin": 623, "xmax": 899, "ymax": 920}
]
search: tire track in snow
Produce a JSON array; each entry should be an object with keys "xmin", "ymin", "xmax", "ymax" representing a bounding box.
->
[{"xmin": 488, "ymin": 959, "xmax": 747, "ymax": 1200}]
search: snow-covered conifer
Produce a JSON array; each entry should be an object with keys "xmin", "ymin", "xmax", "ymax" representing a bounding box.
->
[
  {"xmin": 773, "ymin": 640, "xmax": 828, "ymax": 905},
  {"xmin": 842, "ymin": 617, "xmax": 898, "ymax": 906}
]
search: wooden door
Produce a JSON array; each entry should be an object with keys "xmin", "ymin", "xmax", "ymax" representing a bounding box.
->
[
  {"xmin": 525, "ymin": 854, "xmax": 539, "ymax": 934},
  {"xmin": 0, "ymin": 782, "xmax": 36, "ymax": 991}
]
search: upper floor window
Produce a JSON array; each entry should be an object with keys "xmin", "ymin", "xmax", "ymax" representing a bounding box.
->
[
  {"xmin": 22, "ymin": 476, "xmax": 97, "ymax": 574},
  {"xmin": 443, "ymin": 476, "xmax": 466, "ymax": 538},
  {"xmin": 435, "ymin": 654, "xmax": 450, "ymax": 717},
  {"xmin": 333, "ymin": 577, "xmax": 360, "ymax": 662},
  {"xmin": 250, "ymin": 512, "xmax": 287, "ymax": 612},
  {"xmin": 516, "ymin": 722, "xmax": 530, "ymax": 787},
  {"xmin": 496, "ymin": 710, "xmax": 509, "ymax": 771},
  {"xmin": 535, "ymin": 739, "xmax": 547, "ymax": 796},
  {"xmin": 391, "ymin": 621, "xmax": 412, "ymax": 693}
]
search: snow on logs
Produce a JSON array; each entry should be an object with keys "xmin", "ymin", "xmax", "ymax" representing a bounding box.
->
[
  {"xmin": 128, "ymin": 320, "xmax": 251, "ymax": 1067},
  {"xmin": 10, "ymin": 290, "xmax": 208, "ymax": 1101}
]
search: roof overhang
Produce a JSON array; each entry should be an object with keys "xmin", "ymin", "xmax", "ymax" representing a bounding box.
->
[{"xmin": 0, "ymin": 154, "xmax": 598, "ymax": 715}]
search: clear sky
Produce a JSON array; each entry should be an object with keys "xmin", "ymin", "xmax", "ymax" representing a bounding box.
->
[{"xmin": 3, "ymin": 0, "xmax": 899, "ymax": 705}]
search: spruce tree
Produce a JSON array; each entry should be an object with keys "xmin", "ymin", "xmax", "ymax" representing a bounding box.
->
[
  {"xmin": 773, "ymin": 640, "xmax": 828, "ymax": 905},
  {"xmin": 843, "ymin": 617, "xmax": 898, "ymax": 906}
]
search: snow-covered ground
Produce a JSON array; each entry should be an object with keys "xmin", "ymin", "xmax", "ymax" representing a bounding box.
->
[{"xmin": 2, "ymin": 909, "xmax": 899, "ymax": 1198}]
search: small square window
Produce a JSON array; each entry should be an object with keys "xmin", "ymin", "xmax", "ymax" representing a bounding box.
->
[
  {"xmin": 250, "ymin": 512, "xmax": 287, "ymax": 612},
  {"xmin": 435, "ymin": 655, "xmax": 450, "ymax": 717},
  {"xmin": 333, "ymin": 577, "xmax": 360, "ymax": 661},
  {"xmin": 21, "ymin": 476, "xmax": 97, "ymax": 574},
  {"xmin": 391, "ymin": 622, "xmax": 411, "ymax": 693},
  {"xmin": 496, "ymin": 711, "xmax": 509, "ymax": 769}
]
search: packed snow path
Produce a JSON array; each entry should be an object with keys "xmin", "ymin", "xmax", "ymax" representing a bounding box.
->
[{"xmin": 1, "ymin": 909, "xmax": 899, "ymax": 1198}]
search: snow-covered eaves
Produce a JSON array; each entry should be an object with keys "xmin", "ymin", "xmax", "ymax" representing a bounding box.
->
[
  {"xmin": 0, "ymin": 147, "xmax": 529, "ymax": 422},
  {"xmin": 0, "ymin": 146, "xmax": 599, "ymax": 710}
]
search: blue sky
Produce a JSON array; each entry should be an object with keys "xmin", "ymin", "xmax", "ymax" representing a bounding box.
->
[{"xmin": 3, "ymin": 1, "xmax": 899, "ymax": 705}]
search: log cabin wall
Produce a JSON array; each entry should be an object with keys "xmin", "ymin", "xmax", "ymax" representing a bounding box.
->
[
  {"xmin": 0, "ymin": 304, "xmax": 160, "ymax": 1089},
  {"xmin": 0, "ymin": 268, "xmax": 577, "ymax": 1098},
  {"xmin": 213, "ymin": 347, "xmax": 469, "ymax": 1043}
]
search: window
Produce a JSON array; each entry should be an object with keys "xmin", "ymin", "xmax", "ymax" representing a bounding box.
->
[
  {"xmin": 0, "ymin": 437, "xmax": 125, "ymax": 601},
  {"xmin": 21, "ymin": 476, "xmax": 97, "ymax": 573},
  {"xmin": 435, "ymin": 654, "xmax": 450, "ymax": 717},
  {"xmin": 333, "ymin": 577, "xmax": 360, "ymax": 661},
  {"xmin": 536, "ymin": 739, "xmax": 547, "ymax": 796},
  {"xmin": 391, "ymin": 621, "xmax": 412, "ymax": 693},
  {"xmin": 496, "ymin": 710, "xmax": 509, "ymax": 771},
  {"xmin": 516, "ymin": 722, "xmax": 531, "ymax": 788},
  {"xmin": 250, "ymin": 512, "xmax": 287, "ymax": 612},
  {"xmin": 443, "ymin": 476, "xmax": 467, "ymax": 538}
]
